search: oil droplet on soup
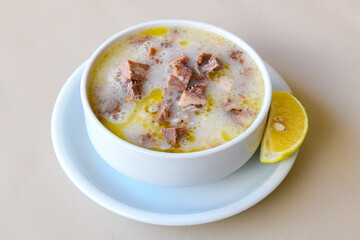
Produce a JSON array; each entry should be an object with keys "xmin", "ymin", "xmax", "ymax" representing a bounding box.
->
[
  {"xmin": 140, "ymin": 27, "xmax": 168, "ymax": 36},
  {"xmin": 100, "ymin": 88, "xmax": 163, "ymax": 140}
]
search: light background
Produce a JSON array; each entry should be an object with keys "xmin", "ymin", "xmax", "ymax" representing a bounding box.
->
[{"xmin": 1, "ymin": 0, "xmax": 359, "ymax": 239}]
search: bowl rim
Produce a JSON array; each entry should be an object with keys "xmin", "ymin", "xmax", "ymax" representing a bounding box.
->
[{"xmin": 80, "ymin": 19, "xmax": 272, "ymax": 159}]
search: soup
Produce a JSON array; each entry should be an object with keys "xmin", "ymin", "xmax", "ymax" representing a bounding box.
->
[{"xmin": 88, "ymin": 26, "xmax": 264, "ymax": 152}]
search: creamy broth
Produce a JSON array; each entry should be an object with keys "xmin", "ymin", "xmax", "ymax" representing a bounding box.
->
[{"xmin": 89, "ymin": 26, "xmax": 264, "ymax": 152}]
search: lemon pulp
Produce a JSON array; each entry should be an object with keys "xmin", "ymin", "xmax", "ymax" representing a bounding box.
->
[{"xmin": 260, "ymin": 90, "xmax": 309, "ymax": 163}]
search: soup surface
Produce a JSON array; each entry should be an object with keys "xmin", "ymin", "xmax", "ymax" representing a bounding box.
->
[{"xmin": 89, "ymin": 26, "xmax": 264, "ymax": 152}]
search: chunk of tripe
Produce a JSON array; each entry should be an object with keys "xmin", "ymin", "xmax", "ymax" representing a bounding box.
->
[
  {"xmin": 119, "ymin": 60, "xmax": 150, "ymax": 82},
  {"xmin": 119, "ymin": 60, "xmax": 149, "ymax": 101},
  {"xmin": 235, "ymin": 108, "xmax": 255, "ymax": 128},
  {"xmin": 167, "ymin": 55, "xmax": 192, "ymax": 91},
  {"xmin": 196, "ymin": 52, "xmax": 222, "ymax": 74},
  {"xmin": 179, "ymin": 84, "xmax": 207, "ymax": 109},
  {"xmin": 161, "ymin": 126, "xmax": 186, "ymax": 146},
  {"xmin": 126, "ymin": 80, "xmax": 143, "ymax": 101},
  {"xmin": 156, "ymin": 106, "xmax": 172, "ymax": 124}
]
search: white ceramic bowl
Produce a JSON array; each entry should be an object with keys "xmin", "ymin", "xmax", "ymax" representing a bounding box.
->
[{"xmin": 80, "ymin": 19, "xmax": 272, "ymax": 187}]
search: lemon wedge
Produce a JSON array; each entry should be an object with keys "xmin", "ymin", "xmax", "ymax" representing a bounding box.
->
[{"xmin": 260, "ymin": 90, "xmax": 309, "ymax": 163}]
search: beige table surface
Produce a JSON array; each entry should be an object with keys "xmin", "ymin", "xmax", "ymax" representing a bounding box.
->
[{"xmin": 1, "ymin": 0, "xmax": 360, "ymax": 239}]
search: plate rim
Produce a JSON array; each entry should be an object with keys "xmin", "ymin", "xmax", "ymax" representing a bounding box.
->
[{"xmin": 51, "ymin": 61, "xmax": 297, "ymax": 226}]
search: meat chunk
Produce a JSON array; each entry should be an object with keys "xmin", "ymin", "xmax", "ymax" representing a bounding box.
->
[
  {"xmin": 139, "ymin": 133, "xmax": 155, "ymax": 146},
  {"xmin": 196, "ymin": 52, "xmax": 211, "ymax": 69},
  {"xmin": 243, "ymin": 67, "xmax": 254, "ymax": 78},
  {"xmin": 171, "ymin": 63, "xmax": 192, "ymax": 81},
  {"xmin": 168, "ymin": 72, "xmax": 191, "ymax": 91},
  {"xmin": 126, "ymin": 80, "xmax": 143, "ymax": 101},
  {"xmin": 167, "ymin": 55, "xmax": 192, "ymax": 91},
  {"xmin": 96, "ymin": 99, "xmax": 121, "ymax": 119},
  {"xmin": 222, "ymin": 98, "xmax": 242, "ymax": 113},
  {"xmin": 179, "ymin": 84, "xmax": 207, "ymax": 109},
  {"xmin": 218, "ymin": 76, "xmax": 233, "ymax": 92},
  {"xmin": 109, "ymin": 104, "xmax": 121, "ymax": 120},
  {"xmin": 235, "ymin": 108, "xmax": 255, "ymax": 128},
  {"xmin": 161, "ymin": 126, "xmax": 186, "ymax": 146},
  {"xmin": 194, "ymin": 72, "xmax": 206, "ymax": 81},
  {"xmin": 230, "ymin": 50, "xmax": 243, "ymax": 60},
  {"xmin": 148, "ymin": 47, "xmax": 159, "ymax": 58},
  {"xmin": 119, "ymin": 60, "xmax": 149, "ymax": 101},
  {"xmin": 169, "ymin": 54, "xmax": 189, "ymax": 66},
  {"xmin": 156, "ymin": 106, "xmax": 172, "ymax": 124},
  {"xmin": 161, "ymin": 42, "xmax": 172, "ymax": 48},
  {"xmin": 222, "ymin": 99, "xmax": 255, "ymax": 127},
  {"xmin": 109, "ymin": 104, "xmax": 120, "ymax": 115},
  {"xmin": 196, "ymin": 52, "xmax": 222, "ymax": 74},
  {"xmin": 193, "ymin": 83, "xmax": 207, "ymax": 92},
  {"xmin": 130, "ymin": 35, "xmax": 152, "ymax": 45},
  {"xmin": 120, "ymin": 60, "xmax": 150, "ymax": 82},
  {"xmin": 171, "ymin": 29, "xmax": 179, "ymax": 35},
  {"xmin": 205, "ymin": 54, "xmax": 222, "ymax": 73}
]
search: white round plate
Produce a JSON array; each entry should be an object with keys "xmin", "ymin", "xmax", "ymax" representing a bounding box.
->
[{"xmin": 51, "ymin": 61, "xmax": 297, "ymax": 226}]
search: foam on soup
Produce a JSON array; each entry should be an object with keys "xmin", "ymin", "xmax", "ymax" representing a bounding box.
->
[{"xmin": 88, "ymin": 26, "xmax": 265, "ymax": 153}]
